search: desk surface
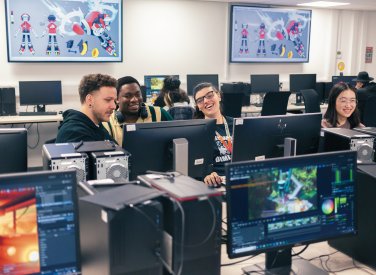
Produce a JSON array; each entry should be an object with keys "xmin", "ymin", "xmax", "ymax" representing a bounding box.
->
[
  {"xmin": 0, "ymin": 114, "xmax": 63, "ymax": 124},
  {"xmin": 242, "ymin": 103, "xmax": 328, "ymax": 114}
]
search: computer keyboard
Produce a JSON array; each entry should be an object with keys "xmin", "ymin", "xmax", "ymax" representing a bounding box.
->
[{"xmin": 19, "ymin": 111, "xmax": 58, "ymax": 116}]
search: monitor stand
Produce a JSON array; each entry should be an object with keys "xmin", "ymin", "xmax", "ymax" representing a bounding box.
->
[
  {"xmin": 37, "ymin": 104, "xmax": 46, "ymax": 112},
  {"xmin": 172, "ymin": 138, "xmax": 189, "ymax": 176},
  {"xmin": 242, "ymin": 248, "xmax": 328, "ymax": 275}
]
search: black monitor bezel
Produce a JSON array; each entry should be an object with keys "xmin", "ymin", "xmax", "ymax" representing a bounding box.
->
[
  {"xmin": 225, "ymin": 150, "xmax": 357, "ymax": 259},
  {"xmin": 143, "ymin": 75, "xmax": 180, "ymax": 98},
  {"xmin": 250, "ymin": 74, "xmax": 280, "ymax": 94},
  {"xmin": 186, "ymin": 74, "xmax": 219, "ymax": 96},
  {"xmin": 122, "ymin": 119, "xmax": 216, "ymax": 180},
  {"xmin": 289, "ymin": 74, "xmax": 317, "ymax": 93},
  {"xmin": 0, "ymin": 170, "xmax": 81, "ymax": 273},
  {"xmin": 231, "ymin": 113, "xmax": 323, "ymax": 162},
  {"xmin": 0, "ymin": 128, "xmax": 27, "ymax": 173},
  {"xmin": 19, "ymin": 80, "xmax": 63, "ymax": 106}
]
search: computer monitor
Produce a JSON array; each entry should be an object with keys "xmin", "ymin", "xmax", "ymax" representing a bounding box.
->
[
  {"xmin": 122, "ymin": 119, "xmax": 216, "ymax": 180},
  {"xmin": 19, "ymin": 81, "xmax": 62, "ymax": 113},
  {"xmin": 332, "ymin": 75, "xmax": 357, "ymax": 87},
  {"xmin": 232, "ymin": 113, "xmax": 322, "ymax": 162},
  {"xmin": 0, "ymin": 170, "xmax": 81, "ymax": 274},
  {"xmin": 143, "ymin": 75, "xmax": 179, "ymax": 101},
  {"xmin": 225, "ymin": 150, "xmax": 357, "ymax": 273},
  {"xmin": 0, "ymin": 128, "xmax": 27, "ymax": 173},
  {"xmin": 186, "ymin": 74, "xmax": 219, "ymax": 96},
  {"xmin": 289, "ymin": 74, "xmax": 317, "ymax": 104},
  {"xmin": 250, "ymin": 74, "xmax": 280, "ymax": 94}
]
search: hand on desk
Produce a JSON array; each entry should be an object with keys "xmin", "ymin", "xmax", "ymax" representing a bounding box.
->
[{"xmin": 204, "ymin": 172, "xmax": 223, "ymax": 187}]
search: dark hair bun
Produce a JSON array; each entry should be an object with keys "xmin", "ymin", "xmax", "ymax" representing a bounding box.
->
[{"xmin": 164, "ymin": 76, "xmax": 181, "ymax": 90}]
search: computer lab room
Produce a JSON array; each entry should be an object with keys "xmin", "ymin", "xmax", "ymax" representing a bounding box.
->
[{"xmin": 0, "ymin": 0, "xmax": 376, "ymax": 274}]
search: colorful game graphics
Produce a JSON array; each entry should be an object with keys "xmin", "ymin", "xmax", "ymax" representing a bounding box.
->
[{"xmin": 7, "ymin": 0, "xmax": 122, "ymax": 62}]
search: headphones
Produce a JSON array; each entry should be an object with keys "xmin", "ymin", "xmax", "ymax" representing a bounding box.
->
[{"xmin": 115, "ymin": 103, "xmax": 148, "ymax": 124}]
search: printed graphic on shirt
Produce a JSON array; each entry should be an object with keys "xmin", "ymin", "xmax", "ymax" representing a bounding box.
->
[{"xmin": 214, "ymin": 134, "xmax": 232, "ymax": 164}]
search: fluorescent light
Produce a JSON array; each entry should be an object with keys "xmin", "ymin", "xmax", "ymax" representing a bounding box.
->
[{"xmin": 297, "ymin": 1, "xmax": 350, "ymax": 7}]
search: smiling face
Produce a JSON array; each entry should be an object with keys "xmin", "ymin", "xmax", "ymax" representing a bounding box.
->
[
  {"xmin": 335, "ymin": 89, "xmax": 357, "ymax": 122},
  {"xmin": 194, "ymin": 86, "xmax": 222, "ymax": 119},
  {"xmin": 118, "ymin": 83, "xmax": 143, "ymax": 117}
]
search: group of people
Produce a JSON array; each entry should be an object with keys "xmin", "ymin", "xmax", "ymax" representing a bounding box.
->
[{"xmin": 56, "ymin": 71, "xmax": 375, "ymax": 187}]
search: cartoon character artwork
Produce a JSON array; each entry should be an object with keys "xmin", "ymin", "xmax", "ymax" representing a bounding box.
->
[
  {"xmin": 286, "ymin": 21, "xmax": 305, "ymax": 57},
  {"xmin": 14, "ymin": 13, "xmax": 38, "ymax": 55},
  {"xmin": 72, "ymin": 11, "xmax": 116, "ymax": 56},
  {"xmin": 42, "ymin": 14, "xmax": 62, "ymax": 55},
  {"xmin": 239, "ymin": 23, "xmax": 249, "ymax": 54},
  {"xmin": 257, "ymin": 23, "xmax": 266, "ymax": 56}
]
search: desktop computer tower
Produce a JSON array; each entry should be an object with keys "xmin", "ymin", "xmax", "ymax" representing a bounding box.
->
[
  {"xmin": 0, "ymin": 87, "xmax": 16, "ymax": 116},
  {"xmin": 42, "ymin": 143, "xmax": 89, "ymax": 182},
  {"xmin": 322, "ymin": 128, "xmax": 374, "ymax": 163},
  {"xmin": 138, "ymin": 174, "xmax": 222, "ymax": 275},
  {"xmin": 89, "ymin": 147, "xmax": 130, "ymax": 182},
  {"xmin": 78, "ymin": 183, "xmax": 164, "ymax": 275}
]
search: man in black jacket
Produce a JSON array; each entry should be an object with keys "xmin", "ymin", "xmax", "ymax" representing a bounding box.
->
[
  {"xmin": 353, "ymin": 71, "xmax": 376, "ymax": 123},
  {"xmin": 56, "ymin": 74, "xmax": 117, "ymax": 143}
]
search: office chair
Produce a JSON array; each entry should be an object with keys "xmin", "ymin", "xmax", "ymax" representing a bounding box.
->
[
  {"xmin": 222, "ymin": 92, "xmax": 244, "ymax": 118},
  {"xmin": 301, "ymin": 89, "xmax": 321, "ymax": 113},
  {"xmin": 261, "ymin": 91, "xmax": 291, "ymax": 116},
  {"xmin": 363, "ymin": 96, "xmax": 376, "ymax": 127}
]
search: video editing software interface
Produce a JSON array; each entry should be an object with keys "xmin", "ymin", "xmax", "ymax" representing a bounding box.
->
[
  {"xmin": 0, "ymin": 171, "xmax": 80, "ymax": 275},
  {"xmin": 226, "ymin": 151, "xmax": 357, "ymax": 258},
  {"xmin": 144, "ymin": 75, "xmax": 179, "ymax": 100}
]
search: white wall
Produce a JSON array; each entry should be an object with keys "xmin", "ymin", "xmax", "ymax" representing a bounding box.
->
[{"xmin": 0, "ymin": 0, "xmax": 375, "ymax": 167}]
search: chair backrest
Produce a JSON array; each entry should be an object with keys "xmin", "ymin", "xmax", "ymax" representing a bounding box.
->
[
  {"xmin": 168, "ymin": 106, "xmax": 195, "ymax": 120},
  {"xmin": 261, "ymin": 92, "xmax": 291, "ymax": 116},
  {"xmin": 301, "ymin": 89, "xmax": 321, "ymax": 113},
  {"xmin": 363, "ymin": 95, "xmax": 376, "ymax": 127},
  {"xmin": 222, "ymin": 92, "xmax": 244, "ymax": 118}
]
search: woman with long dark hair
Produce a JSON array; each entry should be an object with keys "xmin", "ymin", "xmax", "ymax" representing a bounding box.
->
[{"xmin": 322, "ymin": 82, "xmax": 364, "ymax": 128}]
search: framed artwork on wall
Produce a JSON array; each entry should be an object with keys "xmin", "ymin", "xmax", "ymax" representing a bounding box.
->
[
  {"xmin": 230, "ymin": 5, "xmax": 311, "ymax": 63},
  {"xmin": 5, "ymin": 0, "xmax": 123, "ymax": 62}
]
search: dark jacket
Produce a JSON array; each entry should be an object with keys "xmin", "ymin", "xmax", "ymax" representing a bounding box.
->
[
  {"xmin": 56, "ymin": 109, "xmax": 115, "ymax": 143},
  {"xmin": 357, "ymin": 82, "xmax": 376, "ymax": 122}
]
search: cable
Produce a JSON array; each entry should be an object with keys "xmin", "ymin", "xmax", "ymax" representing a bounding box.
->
[
  {"xmin": 291, "ymin": 245, "xmax": 309, "ymax": 256},
  {"xmin": 221, "ymin": 253, "xmax": 260, "ymax": 267},
  {"xmin": 183, "ymin": 198, "xmax": 217, "ymax": 248},
  {"xmin": 27, "ymin": 123, "xmax": 40, "ymax": 149}
]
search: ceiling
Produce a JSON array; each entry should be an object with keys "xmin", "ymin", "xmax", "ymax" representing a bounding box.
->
[{"xmin": 201, "ymin": 0, "xmax": 376, "ymax": 11}]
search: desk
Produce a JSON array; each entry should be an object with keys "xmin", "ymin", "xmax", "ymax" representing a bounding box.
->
[
  {"xmin": 221, "ymin": 242, "xmax": 374, "ymax": 274},
  {"xmin": 0, "ymin": 114, "xmax": 63, "ymax": 124},
  {"xmin": 242, "ymin": 104, "xmax": 328, "ymax": 115}
]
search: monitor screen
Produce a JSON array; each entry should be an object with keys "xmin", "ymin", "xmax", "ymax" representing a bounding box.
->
[
  {"xmin": 186, "ymin": 74, "xmax": 219, "ymax": 96},
  {"xmin": 0, "ymin": 128, "xmax": 27, "ymax": 174},
  {"xmin": 0, "ymin": 170, "xmax": 81, "ymax": 275},
  {"xmin": 332, "ymin": 75, "xmax": 357, "ymax": 87},
  {"xmin": 289, "ymin": 74, "xmax": 316, "ymax": 93},
  {"xmin": 232, "ymin": 113, "xmax": 322, "ymax": 162},
  {"xmin": 144, "ymin": 75, "xmax": 179, "ymax": 100},
  {"xmin": 225, "ymin": 150, "xmax": 357, "ymax": 271},
  {"xmin": 123, "ymin": 119, "xmax": 216, "ymax": 180},
  {"xmin": 250, "ymin": 74, "xmax": 280, "ymax": 94},
  {"xmin": 19, "ymin": 81, "xmax": 62, "ymax": 106}
]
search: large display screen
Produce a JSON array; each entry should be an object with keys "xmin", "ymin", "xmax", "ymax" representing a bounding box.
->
[
  {"xmin": 5, "ymin": 0, "xmax": 122, "ymax": 62},
  {"xmin": 230, "ymin": 5, "xmax": 311, "ymax": 63}
]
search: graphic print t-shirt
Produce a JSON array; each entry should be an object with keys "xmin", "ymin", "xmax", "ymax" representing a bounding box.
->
[{"xmin": 212, "ymin": 116, "xmax": 233, "ymax": 176}]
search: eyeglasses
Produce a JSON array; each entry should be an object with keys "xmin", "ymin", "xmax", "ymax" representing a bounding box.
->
[
  {"xmin": 337, "ymin": 97, "xmax": 357, "ymax": 105},
  {"xmin": 195, "ymin": 90, "xmax": 215, "ymax": 105}
]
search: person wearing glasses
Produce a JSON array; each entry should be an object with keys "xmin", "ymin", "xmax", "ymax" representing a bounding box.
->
[
  {"xmin": 321, "ymin": 82, "xmax": 364, "ymax": 129},
  {"xmin": 193, "ymin": 82, "xmax": 233, "ymax": 187}
]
